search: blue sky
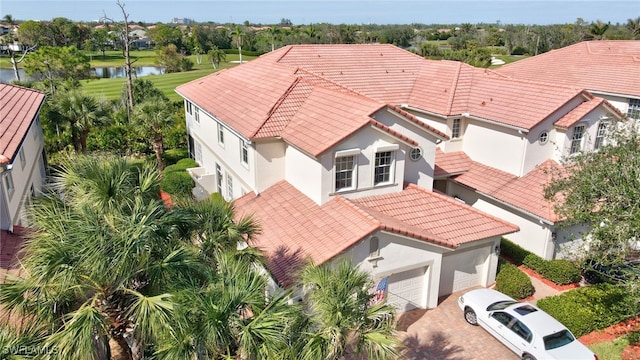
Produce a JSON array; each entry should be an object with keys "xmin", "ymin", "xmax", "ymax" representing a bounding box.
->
[{"xmin": 2, "ymin": 0, "xmax": 638, "ymax": 25}]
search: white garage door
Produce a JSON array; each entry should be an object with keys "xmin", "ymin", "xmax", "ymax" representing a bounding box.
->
[
  {"xmin": 439, "ymin": 247, "xmax": 489, "ymax": 296},
  {"xmin": 386, "ymin": 267, "xmax": 426, "ymax": 312}
]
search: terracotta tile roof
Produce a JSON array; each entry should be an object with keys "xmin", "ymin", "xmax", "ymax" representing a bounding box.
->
[
  {"xmin": 434, "ymin": 149, "xmax": 473, "ymax": 177},
  {"xmin": 234, "ymin": 181, "xmax": 379, "ymax": 286},
  {"xmin": 0, "ymin": 84, "xmax": 46, "ymax": 165},
  {"xmin": 451, "ymin": 158, "xmax": 563, "ymax": 222},
  {"xmin": 348, "ymin": 184, "xmax": 518, "ymax": 247},
  {"xmin": 495, "ymin": 40, "xmax": 640, "ymax": 98},
  {"xmin": 555, "ymin": 96, "xmax": 605, "ymax": 129},
  {"xmin": 235, "ymin": 181, "xmax": 518, "ymax": 286},
  {"xmin": 388, "ymin": 106, "xmax": 449, "ymax": 140}
]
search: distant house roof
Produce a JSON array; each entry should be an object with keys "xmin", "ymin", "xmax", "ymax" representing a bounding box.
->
[
  {"xmin": 436, "ymin": 151, "xmax": 563, "ymax": 222},
  {"xmin": 177, "ymin": 44, "xmax": 598, "ymax": 145},
  {"xmin": 495, "ymin": 40, "xmax": 640, "ymax": 99},
  {"xmin": 0, "ymin": 84, "xmax": 46, "ymax": 165},
  {"xmin": 235, "ymin": 181, "xmax": 518, "ymax": 286}
]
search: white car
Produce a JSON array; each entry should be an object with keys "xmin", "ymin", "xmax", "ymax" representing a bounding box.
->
[{"xmin": 458, "ymin": 288, "xmax": 598, "ymax": 360}]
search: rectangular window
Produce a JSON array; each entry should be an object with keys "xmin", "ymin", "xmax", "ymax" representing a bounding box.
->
[
  {"xmin": 594, "ymin": 122, "xmax": 607, "ymax": 150},
  {"xmin": 194, "ymin": 107, "xmax": 200, "ymax": 123},
  {"xmin": 218, "ymin": 123, "xmax": 225, "ymax": 145},
  {"xmin": 186, "ymin": 101, "xmax": 193, "ymax": 115},
  {"xmin": 195, "ymin": 141, "xmax": 202, "ymax": 163},
  {"xmin": 452, "ymin": 118, "xmax": 461, "ymax": 139},
  {"xmin": 3, "ymin": 172, "xmax": 14, "ymax": 198},
  {"xmin": 226, "ymin": 173, "xmax": 233, "ymax": 199},
  {"xmin": 18, "ymin": 148, "xmax": 26, "ymax": 169},
  {"xmin": 570, "ymin": 125, "xmax": 584, "ymax": 154},
  {"xmin": 241, "ymin": 140, "xmax": 248, "ymax": 165},
  {"xmin": 374, "ymin": 151, "xmax": 393, "ymax": 185},
  {"xmin": 335, "ymin": 156, "xmax": 356, "ymax": 191},
  {"xmin": 369, "ymin": 236, "xmax": 380, "ymax": 258},
  {"xmin": 627, "ymin": 98, "xmax": 640, "ymax": 119},
  {"xmin": 216, "ymin": 163, "xmax": 223, "ymax": 194}
]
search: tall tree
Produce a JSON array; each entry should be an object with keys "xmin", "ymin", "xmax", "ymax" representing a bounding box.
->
[
  {"xmin": 545, "ymin": 123, "xmax": 640, "ymax": 278},
  {"xmin": 627, "ymin": 17, "xmax": 640, "ymax": 38},
  {"xmin": 231, "ymin": 25, "xmax": 245, "ymax": 63},
  {"xmin": 589, "ymin": 20, "xmax": 610, "ymax": 40},
  {"xmin": 0, "ymin": 15, "xmax": 36, "ymax": 82},
  {"xmin": 54, "ymin": 89, "xmax": 106, "ymax": 153},
  {"xmin": 23, "ymin": 46, "xmax": 90, "ymax": 93},
  {"xmin": 133, "ymin": 97, "xmax": 175, "ymax": 170},
  {"xmin": 207, "ymin": 45, "xmax": 226, "ymax": 69}
]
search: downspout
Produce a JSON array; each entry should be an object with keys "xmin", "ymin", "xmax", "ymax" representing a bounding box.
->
[{"xmin": 518, "ymin": 129, "xmax": 527, "ymax": 177}]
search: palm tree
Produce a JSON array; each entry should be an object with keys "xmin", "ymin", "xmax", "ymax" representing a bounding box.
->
[
  {"xmin": 589, "ymin": 20, "xmax": 610, "ymax": 40},
  {"xmin": 54, "ymin": 89, "xmax": 105, "ymax": 153},
  {"xmin": 298, "ymin": 260, "xmax": 400, "ymax": 360},
  {"xmin": 265, "ymin": 26, "xmax": 280, "ymax": 51},
  {"xmin": 207, "ymin": 45, "xmax": 226, "ymax": 69},
  {"xmin": 626, "ymin": 17, "xmax": 640, "ymax": 38},
  {"xmin": 230, "ymin": 25, "xmax": 245, "ymax": 63},
  {"xmin": 133, "ymin": 97, "xmax": 175, "ymax": 171}
]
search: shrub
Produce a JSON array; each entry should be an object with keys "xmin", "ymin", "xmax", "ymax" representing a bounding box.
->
[
  {"xmin": 523, "ymin": 254, "xmax": 581, "ymax": 285},
  {"xmin": 500, "ymin": 238, "xmax": 531, "ymax": 265},
  {"xmin": 511, "ymin": 46, "xmax": 528, "ymax": 55},
  {"xmin": 537, "ymin": 284, "xmax": 635, "ymax": 337},
  {"xmin": 164, "ymin": 158, "xmax": 198, "ymax": 174},
  {"xmin": 495, "ymin": 263, "xmax": 534, "ymax": 300},
  {"xmin": 161, "ymin": 171, "xmax": 193, "ymax": 196},
  {"xmin": 628, "ymin": 330, "xmax": 640, "ymax": 345},
  {"xmin": 163, "ymin": 148, "xmax": 189, "ymax": 166}
]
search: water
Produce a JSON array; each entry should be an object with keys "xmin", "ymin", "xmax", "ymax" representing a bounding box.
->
[{"xmin": 0, "ymin": 66, "xmax": 164, "ymax": 84}]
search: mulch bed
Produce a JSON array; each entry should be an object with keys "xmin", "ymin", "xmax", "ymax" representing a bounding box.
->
[{"xmin": 578, "ymin": 317, "xmax": 640, "ymax": 360}]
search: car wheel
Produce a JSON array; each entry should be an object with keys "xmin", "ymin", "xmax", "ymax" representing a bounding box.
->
[
  {"xmin": 464, "ymin": 307, "xmax": 478, "ymax": 325},
  {"xmin": 522, "ymin": 354, "xmax": 536, "ymax": 360}
]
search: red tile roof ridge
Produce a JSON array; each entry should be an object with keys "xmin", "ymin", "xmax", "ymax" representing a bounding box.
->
[
  {"xmin": 405, "ymin": 183, "xmax": 520, "ymax": 232},
  {"xmin": 333, "ymin": 195, "xmax": 382, "ymax": 227},
  {"xmin": 387, "ymin": 105, "xmax": 449, "ymax": 140},
  {"xmin": 444, "ymin": 61, "xmax": 465, "ymax": 114},
  {"xmin": 488, "ymin": 71, "xmax": 585, "ymax": 94}
]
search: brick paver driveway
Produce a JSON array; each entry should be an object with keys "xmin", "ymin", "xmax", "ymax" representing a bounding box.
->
[{"xmin": 397, "ymin": 290, "xmax": 519, "ymax": 360}]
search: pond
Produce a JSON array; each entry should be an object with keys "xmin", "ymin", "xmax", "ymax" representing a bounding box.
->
[{"xmin": 0, "ymin": 66, "xmax": 164, "ymax": 84}]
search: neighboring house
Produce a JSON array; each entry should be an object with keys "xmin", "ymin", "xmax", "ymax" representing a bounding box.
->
[
  {"xmin": 0, "ymin": 84, "xmax": 47, "ymax": 232},
  {"xmin": 495, "ymin": 40, "xmax": 640, "ymax": 120},
  {"xmin": 176, "ymin": 44, "xmax": 519, "ymax": 310}
]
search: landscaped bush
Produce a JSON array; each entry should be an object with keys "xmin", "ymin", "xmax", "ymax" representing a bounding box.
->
[
  {"xmin": 628, "ymin": 330, "xmax": 640, "ymax": 345},
  {"xmin": 500, "ymin": 238, "xmax": 532, "ymax": 265},
  {"xmin": 523, "ymin": 254, "xmax": 581, "ymax": 285},
  {"xmin": 163, "ymin": 158, "xmax": 198, "ymax": 174},
  {"xmin": 495, "ymin": 263, "xmax": 534, "ymax": 300},
  {"xmin": 511, "ymin": 46, "xmax": 529, "ymax": 55},
  {"xmin": 537, "ymin": 284, "xmax": 636, "ymax": 337},
  {"xmin": 161, "ymin": 170, "xmax": 193, "ymax": 196},
  {"xmin": 163, "ymin": 148, "xmax": 189, "ymax": 166}
]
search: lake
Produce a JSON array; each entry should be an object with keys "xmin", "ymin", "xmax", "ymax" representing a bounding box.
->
[{"xmin": 0, "ymin": 66, "xmax": 164, "ymax": 84}]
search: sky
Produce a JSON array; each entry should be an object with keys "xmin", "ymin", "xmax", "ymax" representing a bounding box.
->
[{"xmin": 1, "ymin": 0, "xmax": 638, "ymax": 25}]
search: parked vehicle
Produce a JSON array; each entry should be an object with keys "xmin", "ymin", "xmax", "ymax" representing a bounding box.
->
[
  {"xmin": 458, "ymin": 288, "xmax": 598, "ymax": 360},
  {"xmin": 582, "ymin": 258, "xmax": 640, "ymax": 284}
]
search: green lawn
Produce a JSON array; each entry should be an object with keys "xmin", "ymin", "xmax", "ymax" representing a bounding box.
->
[{"xmin": 588, "ymin": 337, "xmax": 629, "ymax": 360}]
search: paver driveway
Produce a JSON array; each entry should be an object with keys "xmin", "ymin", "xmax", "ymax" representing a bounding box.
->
[{"xmin": 397, "ymin": 290, "xmax": 519, "ymax": 360}]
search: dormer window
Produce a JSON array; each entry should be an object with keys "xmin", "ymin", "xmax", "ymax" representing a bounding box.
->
[
  {"xmin": 569, "ymin": 125, "xmax": 585, "ymax": 154},
  {"xmin": 334, "ymin": 149, "xmax": 360, "ymax": 192}
]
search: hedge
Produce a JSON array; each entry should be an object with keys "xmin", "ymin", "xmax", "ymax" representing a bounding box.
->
[
  {"xmin": 500, "ymin": 238, "xmax": 531, "ymax": 265},
  {"xmin": 164, "ymin": 158, "xmax": 198, "ymax": 174},
  {"xmin": 495, "ymin": 263, "xmax": 534, "ymax": 300},
  {"xmin": 537, "ymin": 284, "xmax": 636, "ymax": 337},
  {"xmin": 163, "ymin": 148, "xmax": 189, "ymax": 166},
  {"xmin": 161, "ymin": 170, "xmax": 194, "ymax": 196},
  {"xmin": 523, "ymin": 254, "xmax": 581, "ymax": 285}
]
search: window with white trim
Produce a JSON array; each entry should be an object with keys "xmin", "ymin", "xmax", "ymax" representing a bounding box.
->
[
  {"xmin": 241, "ymin": 140, "xmax": 248, "ymax": 165},
  {"xmin": 226, "ymin": 173, "xmax": 233, "ymax": 199},
  {"xmin": 627, "ymin": 98, "xmax": 640, "ymax": 119},
  {"xmin": 538, "ymin": 131, "xmax": 549, "ymax": 144},
  {"xmin": 335, "ymin": 156, "xmax": 356, "ymax": 191},
  {"xmin": 195, "ymin": 141, "xmax": 202, "ymax": 163},
  {"xmin": 3, "ymin": 172, "xmax": 14, "ymax": 199},
  {"xmin": 569, "ymin": 125, "xmax": 585, "ymax": 154},
  {"xmin": 216, "ymin": 163, "xmax": 223, "ymax": 194},
  {"xmin": 374, "ymin": 151, "xmax": 394, "ymax": 185},
  {"xmin": 18, "ymin": 148, "xmax": 26, "ymax": 169},
  {"xmin": 594, "ymin": 122, "xmax": 607, "ymax": 150},
  {"xmin": 186, "ymin": 101, "xmax": 193, "ymax": 115},
  {"xmin": 194, "ymin": 107, "xmax": 200, "ymax": 123},
  {"xmin": 451, "ymin": 118, "xmax": 462, "ymax": 139},
  {"xmin": 217, "ymin": 123, "xmax": 225, "ymax": 145}
]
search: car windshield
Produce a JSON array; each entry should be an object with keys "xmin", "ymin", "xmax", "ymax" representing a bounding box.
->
[
  {"xmin": 543, "ymin": 330, "xmax": 576, "ymax": 350},
  {"xmin": 487, "ymin": 300, "xmax": 518, "ymax": 311}
]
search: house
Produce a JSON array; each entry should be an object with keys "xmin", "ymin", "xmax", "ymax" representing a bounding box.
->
[
  {"xmin": 495, "ymin": 40, "xmax": 640, "ymax": 120},
  {"xmin": 176, "ymin": 44, "xmax": 520, "ymax": 310},
  {"xmin": 0, "ymin": 84, "xmax": 47, "ymax": 232}
]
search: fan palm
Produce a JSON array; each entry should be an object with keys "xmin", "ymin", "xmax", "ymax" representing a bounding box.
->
[
  {"xmin": 207, "ymin": 46, "xmax": 226, "ymax": 69},
  {"xmin": 298, "ymin": 260, "xmax": 400, "ymax": 360},
  {"xmin": 54, "ymin": 89, "xmax": 106, "ymax": 153},
  {"xmin": 133, "ymin": 97, "xmax": 175, "ymax": 171}
]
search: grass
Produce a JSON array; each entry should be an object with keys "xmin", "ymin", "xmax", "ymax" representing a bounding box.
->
[{"xmin": 588, "ymin": 337, "xmax": 629, "ymax": 360}]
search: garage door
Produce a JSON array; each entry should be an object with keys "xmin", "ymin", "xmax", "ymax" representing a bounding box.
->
[
  {"xmin": 439, "ymin": 248, "xmax": 489, "ymax": 296},
  {"xmin": 386, "ymin": 267, "xmax": 427, "ymax": 312}
]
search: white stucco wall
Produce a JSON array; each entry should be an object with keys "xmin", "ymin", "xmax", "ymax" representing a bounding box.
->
[
  {"xmin": 446, "ymin": 181, "xmax": 555, "ymax": 259},
  {"xmin": 1, "ymin": 118, "xmax": 47, "ymax": 229},
  {"xmin": 461, "ymin": 120, "xmax": 525, "ymax": 176},
  {"xmin": 553, "ymin": 106, "xmax": 613, "ymax": 161},
  {"xmin": 284, "ymin": 145, "xmax": 324, "ymax": 205},
  {"xmin": 254, "ymin": 140, "xmax": 286, "ymax": 194}
]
